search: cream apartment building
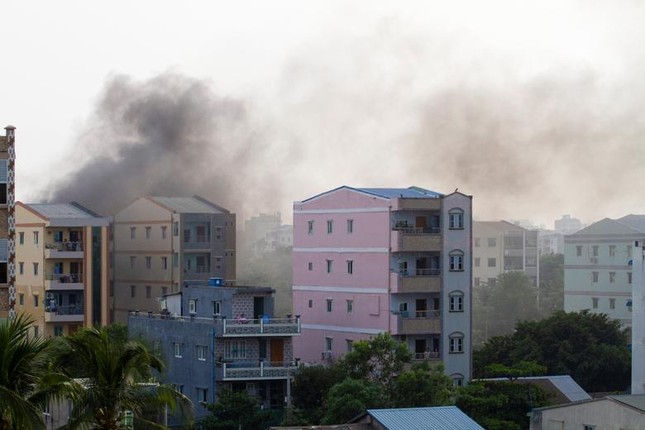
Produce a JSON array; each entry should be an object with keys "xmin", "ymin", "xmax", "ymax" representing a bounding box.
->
[
  {"xmin": 112, "ymin": 196, "xmax": 236, "ymax": 322},
  {"xmin": 473, "ymin": 221, "xmax": 539, "ymax": 288},
  {"xmin": 15, "ymin": 202, "xmax": 110, "ymax": 337}
]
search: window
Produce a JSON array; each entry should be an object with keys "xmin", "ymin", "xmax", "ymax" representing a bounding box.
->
[
  {"xmin": 152, "ymin": 340, "xmax": 161, "ymax": 355},
  {"xmin": 449, "ymin": 291, "xmax": 464, "ymax": 312},
  {"xmin": 307, "ymin": 220, "xmax": 314, "ymax": 235},
  {"xmin": 474, "ymin": 257, "xmax": 480, "ymax": 267},
  {"xmin": 346, "ymin": 339, "xmax": 354, "ymax": 352},
  {"xmin": 189, "ymin": 299, "xmax": 197, "ymax": 314},
  {"xmin": 346, "ymin": 300, "xmax": 353, "ymax": 313},
  {"xmin": 213, "ymin": 300, "xmax": 221, "ymax": 316},
  {"xmin": 327, "ymin": 220, "xmax": 333, "ymax": 234},
  {"xmin": 449, "ymin": 333, "xmax": 464, "ymax": 353},
  {"xmin": 173, "ymin": 253, "xmax": 179, "ymax": 268},
  {"xmin": 610, "ymin": 272, "xmax": 616, "ymax": 283},
  {"xmin": 326, "ymin": 259, "xmax": 333, "ymax": 273},
  {"xmin": 347, "ymin": 219, "xmax": 354, "ymax": 234},
  {"xmin": 34, "ymin": 295, "xmax": 39, "ymax": 307},
  {"xmin": 326, "ymin": 299, "xmax": 333, "ymax": 312},
  {"xmin": 183, "ymin": 229, "xmax": 191, "ymax": 242},
  {"xmin": 174, "ymin": 342, "xmax": 183, "ymax": 358},
  {"xmin": 130, "ymin": 227, "xmax": 136, "ymax": 239},
  {"xmin": 33, "ymin": 231, "xmax": 39, "ymax": 245},
  {"xmin": 609, "ymin": 298, "xmax": 616, "ymax": 310},
  {"xmin": 33, "ymin": 262, "xmax": 39, "ymax": 275},
  {"xmin": 583, "ymin": 425, "xmax": 595, "ymax": 430},
  {"xmin": 487, "ymin": 238, "xmax": 496, "ymax": 247},
  {"xmin": 197, "ymin": 345, "xmax": 207, "ymax": 361},
  {"xmin": 449, "ymin": 209, "xmax": 464, "ymax": 229},
  {"xmin": 162, "ymin": 287, "xmax": 168, "ymax": 296},
  {"xmin": 161, "ymin": 226, "xmax": 167, "ymax": 239},
  {"xmin": 347, "ymin": 260, "xmax": 353, "ymax": 274},
  {"xmin": 130, "ymin": 285, "xmax": 136, "ymax": 298},
  {"xmin": 325, "ymin": 337, "xmax": 333, "ymax": 352},
  {"xmin": 307, "ymin": 261, "xmax": 313, "ymax": 271},
  {"xmin": 592, "ymin": 271, "xmax": 599, "ymax": 283},
  {"xmin": 449, "ymin": 251, "xmax": 464, "ymax": 271},
  {"xmin": 145, "ymin": 226, "xmax": 151, "ymax": 239},
  {"xmin": 19, "ymin": 232, "xmax": 24, "ymax": 245},
  {"xmin": 592, "ymin": 297, "xmax": 599, "ymax": 309},
  {"xmin": 451, "ymin": 374, "xmax": 465, "ymax": 387},
  {"xmin": 18, "ymin": 261, "xmax": 23, "ymax": 275},
  {"xmin": 609, "ymin": 245, "xmax": 616, "ymax": 257},
  {"xmin": 225, "ymin": 340, "xmax": 247, "ymax": 359},
  {"xmin": 592, "ymin": 245, "xmax": 599, "ymax": 257},
  {"xmin": 145, "ymin": 256, "xmax": 152, "ymax": 269},
  {"xmin": 576, "ymin": 245, "xmax": 582, "ymax": 257},
  {"xmin": 308, "ymin": 299, "xmax": 313, "ymax": 308},
  {"xmin": 130, "ymin": 256, "xmax": 136, "ymax": 269},
  {"xmin": 474, "ymin": 277, "xmax": 480, "ymax": 287},
  {"xmin": 54, "ymin": 325, "xmax": 63, "ymax": 337},
  {"xmin": 628, "ymin": 272, "xmax": 633, "ymax": 284},
  {"xmin": 475, "ymin": 238, "xmax": 480, "ymax": 247},
  {"xmin": 145, "ymin": 286, "xmax": 151, "ymax": 299},
  {"xmin": 19, "ymin": 293, "xmax": 24, "ymax": 305},
  {"xmin": 162, "ymin": 257, "xmax": 168, "ymax": 270},
  {"xmin": 173, "ymin": 222, "xmax": 179, "ymax": 236},
  {"xmin": 196, "ymin": 388, "xmax": 208, "ymax": 403},
  {"xmin": 399, "ymin": 302, "xmax": 408, "ymax": 313},
  {"xmin": 487, "ymin": 258, "xmax": 496, "ymax": 268}
]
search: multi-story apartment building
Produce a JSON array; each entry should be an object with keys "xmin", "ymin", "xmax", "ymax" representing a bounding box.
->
[
  {"xmin": 292, "ymin": 186, "xmax": 472, "ymax": 384},
  {"xmin": 555, "ymin": 214, "xmax": 583, "ymax": 235},
  {"xmin": 128, "ymin": 283, "xmax": 301, "ymax": 423},
  {"xmin": 538, "ymin": 230, "xmax": 564, "ymax": 256},
  {"xmin": 15, "ymin": 202, "xmax": 110, "ymax": 336},
  {"xmin": 0, "ymin": 125, "xmax": 16, "ymax": 319},
  {"xmin": 632, "ymin": 240, "xmax": 645, "ymax": 395},
  {"xmin": 112, "ymin": 196, "xmax": 236, "ymax": 323},
  {"xmin": 472, "ymin": 221, "xmax": 538, "ymax": 287},
  {"xmin": 564, "ymin": 215, "xmax": 645, "ymax": 326}
]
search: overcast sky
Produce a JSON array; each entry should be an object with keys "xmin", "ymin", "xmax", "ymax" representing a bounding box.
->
[{"xmin": 1, "ymin": 1, "xmax": 643, "ymax": 227}]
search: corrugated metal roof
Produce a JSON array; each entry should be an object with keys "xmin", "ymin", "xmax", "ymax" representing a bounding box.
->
[
  {"xmin": 358, "ymin": 187, "xmax": 443, "ymax": 199},
  {"xmin": 149, "ymin": 196, "xmax": 227, "ymax": 214},
  {"xmin": 367, "ymin": 406, "xmax": 484, "ymax": 430},
  {"xmin": 480, "ymin": 375, "xmax": 591, "ymax": 402},
  {"xmin": 609, "ymin": 395, "xmax": 645, "ymax": 412},
  {"xmin": 28, "ymin": 203, "xmax": 101, "ymax": 219}
]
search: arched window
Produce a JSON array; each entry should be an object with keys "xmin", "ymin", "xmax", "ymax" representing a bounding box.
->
[
  {"xmin": 449, "ymin": 250, "xmax": 464, "ymax": 272},
  {"xmin": 449, "ymin": 290, "xmax": 464, "ymax": 312},
  {"xmin": 448, "ymin": 208, "xmax": 464, "ymax": 230},
  {"xmin": 451, "ymin": 373, "xmax": 465, "ymax": 387},
  {"xmin": 449, "ymin": 332, "xmax": 465, "ymax": 354}
]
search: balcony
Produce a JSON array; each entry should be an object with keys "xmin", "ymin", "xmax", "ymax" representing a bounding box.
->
[
  {"xmin": 44, "ymin": 304, "xmax": 84, "ymax": 323},
  {"xmin": 45, "ymin": 273, "xmax": 84, "ymax": 291},
  {"xmin": 217, "ymin": 360, "xmax": 299, "ymax": 381},
  {"xmin": 413, "ymin": 351, "xmax": 441, "ymax": 361},
  {"xmin": 393, "ymin": 311, "xmax": 441, "ymax": 335},
  {"xmin": 45, "ymin": 242, "xmax": 83, "ymax": 259},
  {"xmin": 221, "ymin": 316, "xmax": 301, "ymax": 337},
  {"xmin": 391, "ymin": 228, "xmax": 441, "ymax": 252},
  {"xmin": 390, "ymin": 270, "xmax": 441, "ymax": 293}
]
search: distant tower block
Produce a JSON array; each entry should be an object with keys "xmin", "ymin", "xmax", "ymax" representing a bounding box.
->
[{"xmin": 0, "ymin": 126, "xmax": 16, "ymax": 318}]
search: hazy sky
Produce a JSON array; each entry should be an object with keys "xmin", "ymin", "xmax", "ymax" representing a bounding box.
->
[{"xmin": 1, "ymin": 1, "xmax": 643, "ymax": 227}]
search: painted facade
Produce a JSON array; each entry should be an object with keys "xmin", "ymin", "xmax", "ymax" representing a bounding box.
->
[
  {"xmin": 632, "ymin": 241, "xmax": 645, "ymax": 395},
  {"xmin": 15, "ymin": 202, "xmax": 110, "ymax": 337},
  {"xmin": 563, "ymin": 216, "xmax": 645, "ymax": 326},
  {"xmin": 472, "ymin": 221, "xmax": 539, "ymax": 288},
  {"xmin": 128, "ymin": 284, "xmax": 301, "ymax": 423},
  {"xmin": 292, "ymin": 186, "xmax": 472, "ymax": 383},
  {"xmin": 112, "ymin": 196, "xmax": 236, "ymax": 323}
]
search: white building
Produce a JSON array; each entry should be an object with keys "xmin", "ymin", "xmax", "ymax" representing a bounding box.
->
[{"xmin": 564, "ymin": 215, "xmax": 645, "ymax": 326}]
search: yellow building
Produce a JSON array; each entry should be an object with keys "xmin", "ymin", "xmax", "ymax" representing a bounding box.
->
[{"xmin": 15, "ymin": 202, "xmax": 110, "ymax": 337}]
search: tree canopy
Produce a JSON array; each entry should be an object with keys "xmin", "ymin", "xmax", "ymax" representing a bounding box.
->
[{"xmin": 474, "ymin": 310, "xmax": 630, "ymax": 392}]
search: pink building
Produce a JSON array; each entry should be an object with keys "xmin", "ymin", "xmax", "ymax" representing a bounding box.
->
[{"xmin": 292, "ymin": 186, "xmax": 472, "ymax": 383}]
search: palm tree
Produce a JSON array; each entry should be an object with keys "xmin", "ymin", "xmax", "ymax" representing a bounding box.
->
[
  {"xmin": 55, "ymin": 325, "xmax": 191, "ymax": 429},
  {"xmin": 0, "ymin": 314, "xmax": 70, "ymax": 430}
]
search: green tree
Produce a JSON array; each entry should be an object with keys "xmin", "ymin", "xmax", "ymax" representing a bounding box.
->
[
  {"xmin": 538, "ymin": 254, "xmax": 564, "ymax": 317},
  {"xmin": 474, "ymin": 310, "xmax": 630, "ymax": 392},
  {"xmin": 456, "ymin": 380, "xmax": 552, "ymax": 430},
  {"xmin": 340, "ymin": 332, "xmax": 412, "ymax": 395},
  {"xmin": 0, "ymin": 314, "xmax": 71, "ymax": 430},
  {"xmin": 321, "ymin": 378, "xmax": 383, "ymax": 424},
  {"xmin": 193, "ymin": 388, "xmax": 276, "ymax": 430},
  {"xmin": 291, "ymin": 364, "xmax": 346, "ymax": 425},
  {"xmin": 54, "ymin": 325, "xmax": 190, "ymax": 429},
  {"xmin": 392, "ymin": 362, "xmax": 454, "ymax": 408}
]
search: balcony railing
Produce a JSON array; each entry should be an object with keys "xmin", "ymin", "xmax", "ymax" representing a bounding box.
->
[
  {"xmin": 218, "ymin": 360, "xmax": 299, "ymax": 380},
  {"xmin": 414, "ymin": 351, "xmax": 440, "ymax": 360},
  {"xmin": 398, "ymin": 268, "xmax": 441, "ymax": 277},
  {"xmin": 45, "ymin": 304, "xmax": 84, "ymax": 315},
  {"xmin": 393, "ymin": 226, "xmax": 441, "ymax": 234},
  {"xmin": 46, "ymin": 273, "xmax": 83, "ymax": 283},
  {"xmin": 128, "ymin": 312, "xmax": 301, "ymax": 337},
  {"xmin": 46, "ymin": 241, "xmax": 83, "ymax": 252}
]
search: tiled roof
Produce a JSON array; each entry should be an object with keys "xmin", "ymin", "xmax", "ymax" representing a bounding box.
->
[{"xmin": 366, "ymin": 406, "xmax": 484, "ymax": 430}]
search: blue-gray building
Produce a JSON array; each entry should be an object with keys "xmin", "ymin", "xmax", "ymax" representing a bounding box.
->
[{"xmin": 128, "ymin": 282, "xmax": 301, "ymax": 423}]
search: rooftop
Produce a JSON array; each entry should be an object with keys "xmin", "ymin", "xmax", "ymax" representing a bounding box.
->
[
  {"xmin": 149, "ymin": 195, "xmax": 230, "ymax": 214},
  {"xmin": 359, "ymin": 406, "xmax": 484, "ymax": 430}
]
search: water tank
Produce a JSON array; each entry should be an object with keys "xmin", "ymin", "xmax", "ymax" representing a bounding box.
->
[{"xmin": 209, "ymin": 277, "xmax": 223, "ymax": 287}]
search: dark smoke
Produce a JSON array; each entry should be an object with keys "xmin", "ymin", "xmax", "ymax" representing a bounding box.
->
[{"xmin": 43, "ymin": 73, "xmax": 283, "ymax": 217}]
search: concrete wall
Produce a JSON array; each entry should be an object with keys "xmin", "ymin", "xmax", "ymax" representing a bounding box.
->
[{"xmin": 530, "ymin": 398, "xmax": 645, "ymax": 430}]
